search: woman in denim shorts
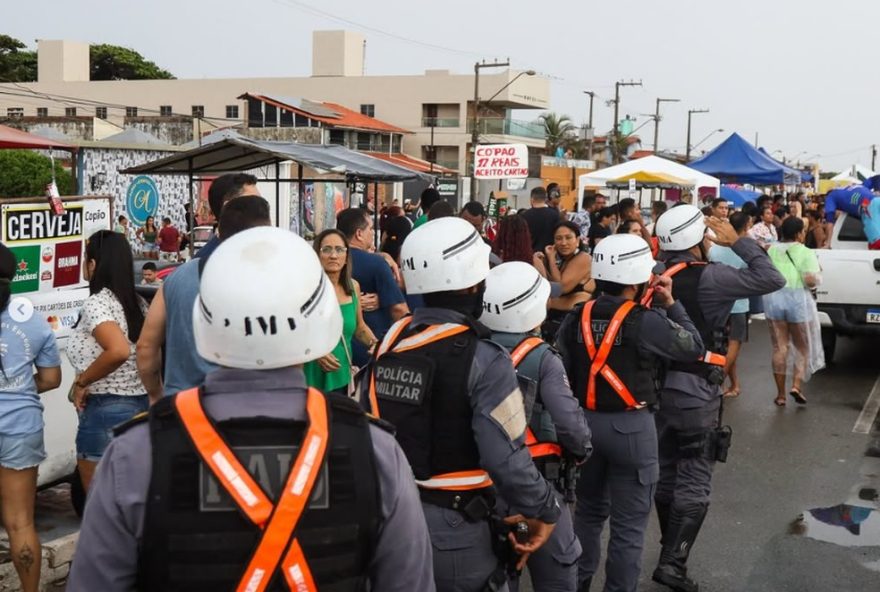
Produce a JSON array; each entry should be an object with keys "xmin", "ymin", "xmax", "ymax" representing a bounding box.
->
[
  {"xmin": 0, "ymin": 245, "xmax": 62, "ymax": 592},
  {"xmin": 763, "ymin": 218, "xmax": 822, "ymax": 406},
  {"xmin": 68, "ymin": 231, "xmax": 148, "ymax": 491}
]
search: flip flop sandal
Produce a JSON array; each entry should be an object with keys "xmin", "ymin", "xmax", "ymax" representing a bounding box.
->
[
  {"xmin": 789, "ymin": 389, "xmax": 807, "ymax": 405},
  {"xmin": 774, "ymin": 397, "xmax": 786, "ymax": 407},
  {"xmin": 723, "ymin": 389, "xmax": 740, "ymax": 398}
]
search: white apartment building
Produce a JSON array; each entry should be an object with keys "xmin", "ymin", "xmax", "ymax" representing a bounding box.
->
[{"xmin": 0, "ymin": 32, "xmax": 550, "ymax": 175}]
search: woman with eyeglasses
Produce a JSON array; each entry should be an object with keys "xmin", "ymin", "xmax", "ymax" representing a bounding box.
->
[
  {"xmin": 303, "ymin": 229, "xmax": 377, "ymax": 396},
  {"xmin": 67, "ymin": 231, "xmax": 148, "ymax": 491}
]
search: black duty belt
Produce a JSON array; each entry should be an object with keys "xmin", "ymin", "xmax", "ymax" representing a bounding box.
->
[{"xmin": 419, "ymin": 487, "xmax": 497, "ymax": 522}]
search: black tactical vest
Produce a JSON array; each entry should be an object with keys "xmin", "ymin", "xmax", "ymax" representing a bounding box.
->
[
  {"xmin": 570, "ymin": 297, "xmax": 658, "ymax": 412},
  {"xmin": 490, "ymin": 331, "xmax": 558, "ymax": 443},
  {"xmin": 668, "ymin": 262, "xmax": 729, "ymax": 376},
  {"xmin": 137, "ymin": 392, "xmax": 380, "ymax": 592},
  {"xmin": 373, "ymin": 322, "xmax": 482, "ymax": 480}
]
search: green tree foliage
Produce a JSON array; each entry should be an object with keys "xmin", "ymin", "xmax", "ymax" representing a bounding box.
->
[
  {"xmin": 0, "ymin": 150, "xmax": 74, "ymax": 197},
  {"xmin": 90, "ymin": 44, "xmax": 174, "ymax": 80},
  {"xmin": 0, "ymin": 34, "xmax": 37, "ymax": 81},
  {"xmin": 538, "ymin": 112, "xmax": 577, "ymax": 155}
]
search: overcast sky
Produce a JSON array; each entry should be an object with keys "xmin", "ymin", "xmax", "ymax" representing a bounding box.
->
[{"xmin": 7, "ymin": 0, "xmax": 876, "ymax": 171}]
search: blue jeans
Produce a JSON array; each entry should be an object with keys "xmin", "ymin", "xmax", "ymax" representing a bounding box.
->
[{"xmin": 76, "ymin": 394, "xmax": 148, "ymax": 461}]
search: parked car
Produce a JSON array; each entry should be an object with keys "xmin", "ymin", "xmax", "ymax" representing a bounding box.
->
[{"xmin": 814, "ymin": 213, "xmax": 880, "ymax": 361}]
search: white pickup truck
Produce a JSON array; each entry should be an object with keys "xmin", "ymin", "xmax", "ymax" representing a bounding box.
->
[{"xmin": 814, "ymin": 213, "xmax": 880, "ymax": 361}]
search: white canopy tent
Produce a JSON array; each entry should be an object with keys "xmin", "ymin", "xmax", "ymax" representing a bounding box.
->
[
  {"xmin": 831, "ymin": 164, "xmax": 876, "ymax": 183},
  {"xmin": 577, "ymin": 156, "xmax": 721, "ymax": 208}
]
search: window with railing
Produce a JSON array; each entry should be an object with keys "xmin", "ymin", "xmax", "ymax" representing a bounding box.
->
[
  {"xmin": 7, "ymin": 107, "xmax": 23, "ymax": 118},
  {"xmin": 467, "ymin": 118, "xmax": 545, "ymax": 139}
]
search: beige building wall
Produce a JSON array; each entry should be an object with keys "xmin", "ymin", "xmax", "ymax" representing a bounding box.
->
[
  {"xmin": 312, "ymin": 30, "xmax": 365, "ymax": 77},
  {"xmin": 3, "ymin": 34, "xmax": 551, "ymax": 173},
  {"xmin": 37, "ymin": 40, "xmax": 89, "ymax": 83}
]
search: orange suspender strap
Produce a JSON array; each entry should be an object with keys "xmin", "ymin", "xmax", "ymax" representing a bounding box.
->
[
  {"xmin": 524, "ymin": 428, "xmax": 563, "ymax": 458},
  {"xmin": 240, "ymin": 387, "xmax": 329, "ymax": 592},
  {"xmin": 580, "ymin": 301, "xmax": 640, "ymax": 410},
  {"xmin": 639, "ymin": 261, "xmax": 690, "ymax": 307},
  {"xmin": 175, "ymin": 388, "xmax": 330, "ymax": 592},
  {"xmin": 175, "ymin": 388, "xmax": 274, "ymax": 527},
  {"xmin": 368, "ymin": 317, "xmax": 413, "ymax": 417},
  {"xmin": 510, "ymin": 337, "xmax": 562, "ymax": 458},
  {"xmin": 509, "ymin": 337, "xmax": 544, "ymax": 367}
]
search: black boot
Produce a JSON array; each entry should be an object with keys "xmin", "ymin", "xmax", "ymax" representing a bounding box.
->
[
  {"xmin": 652, "ymin": 502, "xmax": 708, "ymax": 592},
  {"xmin": 577, "ymin": 576, "xmax": 592, "ymax": 592},
  {"xmin": 656, "ymin": 499, "xmax": 671, "ymax": 546}
]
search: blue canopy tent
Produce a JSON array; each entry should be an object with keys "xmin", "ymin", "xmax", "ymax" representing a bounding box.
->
[
  {"xmin": 720, "ymin": 185, "xmax": 760, "ymax": 207},
  {"xmin": 757, "ymin": 147, "xmax": 813, "ymax": 183},
  {"xmin": 689, "ymin": 133, "xmax": 802, "ymax": 185}
]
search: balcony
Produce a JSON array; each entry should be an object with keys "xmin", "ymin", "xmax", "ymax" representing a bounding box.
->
[
  {"xmin": 467, "ymin": 118, "xmax": 545, "ymax": 140},
  {"xmin": 421, "ymin": 117, "xmax": 460, "ymax": 128}
]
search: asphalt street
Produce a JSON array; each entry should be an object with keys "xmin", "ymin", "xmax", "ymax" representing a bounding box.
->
[{"xmin": 558, "ymin": 320, "xmax": 880, "ymax": 592}]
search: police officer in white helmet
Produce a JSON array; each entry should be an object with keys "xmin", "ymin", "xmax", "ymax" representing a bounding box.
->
[
  {"xmin": 647, "ymin": 205, "xmax": 784, "ymax": 592},
  {"xmin": 69, "ymin": 227, "xmax": 435, "ymax": 591},
  {"xmin": 483, "ymin": 262, "xmax": 591, "ymax": 592},
  {"xmin": 366, "ymin": 217, "xmax": 561, "ymax": 592},
  {"xmin": 555, "ymin": 234, "xmax": 705, "ymax": 592}
]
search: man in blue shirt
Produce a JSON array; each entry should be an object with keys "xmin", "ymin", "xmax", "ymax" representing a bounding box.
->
[
  {"xmin": 194, "ymin": 173, "xmax": 259, "ymax": 260},
  {"xmin": 337, "ymin": 208, "xmax": 409, "ymax": 366},
  {"xmin": 136, "ymin": 197, "xmax": 271, "ymax": 402}
]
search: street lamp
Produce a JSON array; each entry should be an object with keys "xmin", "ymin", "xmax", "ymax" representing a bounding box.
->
[
  {"xmin": 692, "ymin": 128, "xmax": 724, "ymax": 152},
  {"xmin": 469, "ymin": 60, "xmax": 520, "ymax": 200},
  {"xmin": 583, "ymin": 91, "xmax": 596, "ymax": 161},
  {"xmin": 653, "ymin": 97, "xmax": 680, "ymax": 153},
  {"xmin": 685, "ymin": 108, "xmax": 709, "ymax": 162}
]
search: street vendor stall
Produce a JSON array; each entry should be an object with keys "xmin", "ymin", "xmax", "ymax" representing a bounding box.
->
[{"xmin": 121, "ymin": 131, "xmax": 429, "ymax": 238}]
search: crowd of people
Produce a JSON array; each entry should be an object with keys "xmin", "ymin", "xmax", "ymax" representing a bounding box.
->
[
  {"xmin": 0, "ymin": 172, "xmax": 851, "ymax": 592},
  {"xmin": 114, "ymin": 210, "xmax": 189, "ymax": 262}
]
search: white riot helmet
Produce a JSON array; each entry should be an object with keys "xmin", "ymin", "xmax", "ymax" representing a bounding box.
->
[
  {"xmin": 655, "ymin": 204, "xmax": 706, "ymax": 252},
  {"xmin": 193, "ymin": 227, "xmax": 342, "ymax": 369},
  {"xmin": 482, "ymin": 262, "xmax": 551, "ymax": 333},
  {"xmin": 401, "ymin": 217, "xmax": 491, "ymax": 294},
  {"xmin": 591, "ymin": 234, "xmax": 656, "ymax": 285}
]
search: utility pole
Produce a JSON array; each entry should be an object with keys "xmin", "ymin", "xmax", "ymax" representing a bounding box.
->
[
  {"xmin": 872, "ymin": 144, "xmax": 877, "ymax": 171},
  {"xmin": 685, "ymin": 108, "xmax": 709, "ymax": 162},
  {"xmin": 584, "ymin": 90, "xmax": 595, "ymax": 162},
  {"xmin": 469, "ymin": 59, "xmax": 510, "ymax": 201},
  {"xmin": 612, "ymin": 79, "xmax": 642, "ymax": 163},
  {"xmin": 653, "ymin": 97, "xmax": 680, "ymax": 154}
]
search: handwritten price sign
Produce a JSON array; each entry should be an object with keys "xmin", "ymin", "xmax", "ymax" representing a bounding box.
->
[{"xmin": 473, "ymin": 144, "xmax": 529, "ymax": 180}]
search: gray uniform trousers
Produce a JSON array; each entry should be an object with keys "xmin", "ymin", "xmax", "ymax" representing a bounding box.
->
[
  {"xmin": 424, "ymin": 502, "xmax": 509, "ymax": 592},
  {"xmin": 654, "ymin": 393, "xmax": 720, "ymax": 506},
  {"xmin": 574, "ymin": 409, "xmax": 658, "ymax": 592},
  {"xmin": 510, "ymin": 503, "xmax": 580, "ymax": 592}
]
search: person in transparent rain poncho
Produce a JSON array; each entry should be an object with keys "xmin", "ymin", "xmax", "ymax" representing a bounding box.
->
[{"xmin": 762, "ymin": 217, "xmax": 825, "ymax": 406}]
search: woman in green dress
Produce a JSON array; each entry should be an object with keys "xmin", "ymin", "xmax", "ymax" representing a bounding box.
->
[{"xmin": 304, "ymin": 229, "xmax": 378, "ymax": 395}]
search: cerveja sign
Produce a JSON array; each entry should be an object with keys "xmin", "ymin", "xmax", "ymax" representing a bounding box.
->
[
  {"xmin": 126, "ymin": 175, "xmax": 160, "ymax": 226},
  {"xmin": 473, "ymin": 144, "xmax": 529, "ymax": 180},
  {"xmin": 3, "ymin": 206, "xmax": 83, "ymax": 243}
]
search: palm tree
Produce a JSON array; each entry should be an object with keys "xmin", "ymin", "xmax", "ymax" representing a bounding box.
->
[{"xmin": 538, "ymin": 112, "xmax": 576, "ymax": 155}]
